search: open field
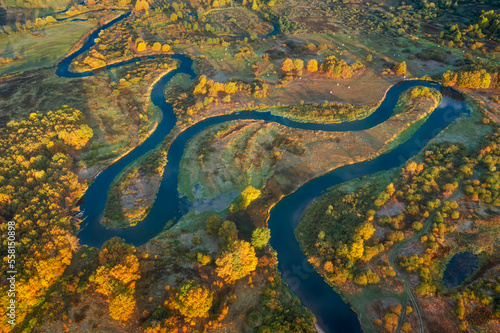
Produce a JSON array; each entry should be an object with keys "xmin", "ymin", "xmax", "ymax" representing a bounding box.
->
[
  {"xmin": 0, "ymin": 20, "xmax": 94, "ymax": 76},
  {"xmin": 178, "ymin": 87, "xmax": 441, "ymax": 204},
  {"xmin": 3, "ymin": 0, "xmax": 73, "ymax": 8},
  {"xmin": 205, "ymin": 7, "xmax": 273, "ymax": 37}
]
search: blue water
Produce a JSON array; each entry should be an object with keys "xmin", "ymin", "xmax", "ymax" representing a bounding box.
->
[
  {"xmin": 56, "ymin": 12, "xmax": 470, "ymax": 333},
  {"xmin": 442, "ymin": 252, "xmax": 478, "ymax": 288}
]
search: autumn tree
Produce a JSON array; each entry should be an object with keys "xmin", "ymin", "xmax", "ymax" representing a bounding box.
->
[
  {"xmin": 173, "ymin": 280, "xmax": 213, "ymax": 319},
  {"xmin": 306, "ymin": 59, "xmax": 318, "ymax": 72},
  {"xmin": 134, "ymin": 0, "xmax": 149, "ymax": 12},
  {"xmin": 230, "ymin": 186, "xmax": 261, "ymax": 212},
  {"xmin": 45, "ymin": 16, "xmax": 56, "ymax": 24},
  {"xmin": 251, "ymin": 227, "xmax": 271, "ymax": 249},
  {"xmin": 402, "ymin": 322, "xmax": 412, "ymax": 332},
  {"xmin": 137, "ymin": 40, "xmax": 147, "ymax": 52},
  {"xmin": 394, "ymin": 61, "xmax": 407, "ymax": 75},
  {"xmin": 0, "ymin": 107, "xmax": 92, "ymax": 324},
  {"xmin": 218, "ymin": 220, "xmax": 238, "ymax": 245},
  {"xmin": 384, "ymin": 312, "xmax": 399, "ymax": 332},
  {"xmin": 90, "ymin": 238, "xmax": 140, "ymax": 321},
  {"xmin": 57, "ymin": 124, "xmax": 93, "ymax": 149},
  {"xmin": 109, "ymin": 291, "xmax": 136, "ymax": 321},
  {"xmin": 152, "ymin": 42, "xmax": 161, "ymax": 51},
  {"xmin": 320, "ymin": 55, "xmax": 362, "ymax": 78},
  {"xmin": 216, "ymin": 240, "xmax": 258, "ymax": 282},
  {"xmin": 293, "ymin": 59, "xmax": 304, "ymax": 71},
  {"xmin": 281, "ymin": 58, "xmax": 294, "ymax": 72},
  {"xmin": 206, "ymin": 214, "xmax": 222, "ymax": 234},
  {"xmin": 193, "ymin": 75, "xmax": 207, "ymax": 95},
  {"xmin": 224, "ymin": 81, "xmax": 238, "ymax": 94}
]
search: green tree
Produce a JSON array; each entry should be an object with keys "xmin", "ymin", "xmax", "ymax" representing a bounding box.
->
[
  {"xmin": 218, "ymin": 220, "xmax": 238, "ymax": 245},
  {"xmin": 206, "ymin": 214, "xmax": 222, "ymax": 234},
  {"xmin": 251, "ymin": 227, "xmax": 271, "ymax": 249},
  {"xmin": 412, "ymin": 221, "xmax": 424, "ymax": 231}
]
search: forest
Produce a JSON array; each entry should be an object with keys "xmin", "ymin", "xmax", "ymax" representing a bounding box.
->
[{"xmin": 0, "ymin": 107, "xmax": 92, "ymax": 330}]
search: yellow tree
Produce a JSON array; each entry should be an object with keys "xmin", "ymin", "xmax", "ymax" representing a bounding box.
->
[
  {"xmin": 230, "ymin": 186, "xmax": 261, "ymax": 212},
  {"xmin": 394, "ymin": 61, "xmax": 407, "ymax": 75},
  {"xmin": 173, "ymin": 280, "xmax": 213, "ymax": 319},
  {"xmin": 306, "ymin": 59, "xmax": 318, "ymax": 72},
  {"xmin": 57, "ymin": 124, "xmax": 93, "ymax": 149},
  {"xmin": 152, "ymin": 42, "xmax": 161, "ymax": 51},
  {"xmin": 90, "ymin": 238, "xmax": 140, "ymax": 321},
  {"xmin": 293, "ymin": 59, "xmax": 304, "ymax": 71},
  {"xmin": 134, "ymin": 0, "xmax": 149, "ymax": 12},
  {"xmin": 281, "ymin": 58, "xmax": 294, "ymax": 72},
  {"xmin": 109, "ymin": 291, "xmax": 136, "ymax": 321},
  {"xmin": 355, "ymin": 222, "xmax": 375, "ymax": 241}
]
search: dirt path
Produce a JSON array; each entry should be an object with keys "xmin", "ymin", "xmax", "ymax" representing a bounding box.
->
[
  {"xmin": 389, "ymin": 189, "xmax": 462, "ymax": 333},
  {"xmin": 389, "ymin": 230, "xmax": 425, "ymax": 333}
]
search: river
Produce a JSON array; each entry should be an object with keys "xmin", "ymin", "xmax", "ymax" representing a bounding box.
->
[{"xmin": 56, "ymin": 11, "xmax": 470, "ymax": 333}]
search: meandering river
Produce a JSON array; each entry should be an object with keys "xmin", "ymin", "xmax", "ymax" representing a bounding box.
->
[{"xmin": 56, "ymin": 11, "xmax": 470, "ymax": 333}]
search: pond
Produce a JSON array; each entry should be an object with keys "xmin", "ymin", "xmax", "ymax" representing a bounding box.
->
[{"xmin": 442, "ymin": 251, "xmax": 479, "ymax": 288}]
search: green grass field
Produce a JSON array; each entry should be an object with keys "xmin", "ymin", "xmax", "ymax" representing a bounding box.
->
[
  {"xmin": 0, "ymin": 20, "xmax": 94, "ymax": 76},
  {"xmin": 4, "ymin": 0, "xmax": 72, "ymax": 9}
]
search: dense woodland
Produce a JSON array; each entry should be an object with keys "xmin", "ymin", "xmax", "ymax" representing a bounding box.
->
[{"xmin": 0, "ymin": 107, "xmax": 93, "ymax": 330}]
